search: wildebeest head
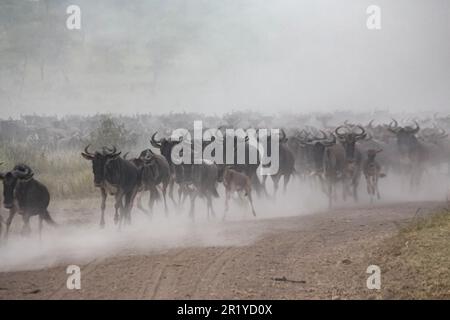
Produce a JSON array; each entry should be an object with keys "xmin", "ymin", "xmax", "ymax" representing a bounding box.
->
[
  {"xmin": 0, "ymin": 164, "xmax": 34, "ymax": 209},
  {"xmin": 419, "ymin": 125, "xmax": 447, "ymax": 144},
  {"xmin": 388, "ymin": 119, "xmax": 420, "ymax": 154},
  {"xmin": 296, "ymin": 131, "xmax": 336, "ymax": 173},
  {"xmin": 81, "ymin": 145, "xmax": 121, "ymax": 187},
  {"xmin": 150, "ymin": 132, "xmax": 183, "ymax": 164},
  {"xmin": 367, "ymin": 148, "xmax": 383, "ymax": 160},
  {"xmin": 335, "ymin": 125, "xmax": 366, "ymax": 160}
]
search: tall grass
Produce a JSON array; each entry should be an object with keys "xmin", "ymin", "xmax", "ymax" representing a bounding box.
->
[{"xmin": 0, "ymin": 143, "xmax": 96, "ymax": 199}]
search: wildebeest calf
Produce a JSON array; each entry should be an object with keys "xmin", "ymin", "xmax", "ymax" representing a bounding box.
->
[
  {"xmin": 0, "ymin": 164, "xmax": 55, "ymax": 240},
  {"xmin": 220, "ymin": 166, "xmax": 256, "ymax": 219},
  {"xmin": 363, "ymin": 149, "xmax": 386, "ymax": 201}
]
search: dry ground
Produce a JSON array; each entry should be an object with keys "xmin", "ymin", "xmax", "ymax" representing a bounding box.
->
[{"xmin": 0, "ymin": 199, "xmax": 448, "ymax": 299}]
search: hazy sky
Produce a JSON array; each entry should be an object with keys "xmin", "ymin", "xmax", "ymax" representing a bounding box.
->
[{"xmin": 0, "ymin": 0, "xmax": 448, "ymax": 117}]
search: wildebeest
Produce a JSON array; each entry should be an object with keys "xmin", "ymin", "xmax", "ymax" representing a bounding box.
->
[
  {"xmin": 131, "ymin": 149, "xmax": 171, "ymax": 215},
  {"xmin": 362, "ymin": 149, "xmax": 386, "ymax": 202},
  {"xmin": 82, "ymin": 145, "xmax": 140, "ymax": 227},
  {"xmin": 0, "ymin": 164, "xmax": 56, "ymax": 239},
  {"xmin": 260, "ymin": 129, "xmax": 295, "ymax": 198},
  {"xmin": 151, "ymin": 132, "xmax": 220, "ymax": 218},
  {"xmin": 188, "ymin": 160, "xmax": 220, "ymax": 219},
  {"xmin": 220, "ymin": 166, "xmax": 256, "ymax": 219},
  {"xmin": 150, "ymin": 132, "xmax": 188, "ymax": 204},
  {"xmin": 335, "ymin": 125, "xmax": 366, "ymax": 202},
  {"xmin": 388, "ymin": 120, "xmax": 428, "ymax": 189}
]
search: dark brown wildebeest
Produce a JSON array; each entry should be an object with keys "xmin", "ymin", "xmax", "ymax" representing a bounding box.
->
[
  {"xmin": 335, "ymin": 125, "xmax": 366, "ymax": 202},
  {"xmin": 261, "ymin": 129, "xmax": 295, "ymax": 198},
  {"xmin": 150, "ymin": 132, "xmax": 187, "ymax": 204},
  {"xmin": 131, "ymin": 149, "xmax": 171, "ymax": 216},
  {"xmin": 220, "ymin": 166, "xmax": 256, "ymax": 219},
  {"xmin": 151, "ymin": 132, "xmax": 220, "ymax": 219},
  {"xmin": 0, "ymin": 164, "xmax": 56, "ymax": 240},
  {"xmin": 82, "ymin": 146, "xmax": 140, "ymax": 228},
  {"xmin": 187, "ymin": 160, "xmax": 220, "ymax": 220},
  {"xmin": 300, "ymin": 132, "xmax": 346, "ymax": 208}
]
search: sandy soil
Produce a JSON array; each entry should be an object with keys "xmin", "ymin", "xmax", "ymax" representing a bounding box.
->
[{"xmin": 0, "ymin": 200, "xmax": 444, "ymax": 300}]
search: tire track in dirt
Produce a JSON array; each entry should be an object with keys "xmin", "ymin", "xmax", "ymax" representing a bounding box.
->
[{"xmin": 0, "ymin": 201, "xmax": 442, "ymax": 299}]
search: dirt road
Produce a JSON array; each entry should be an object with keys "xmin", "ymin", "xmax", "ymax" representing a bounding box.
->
[{"xmin": 0, "ymin": 201, "xmax": 443, "ymax": 299}]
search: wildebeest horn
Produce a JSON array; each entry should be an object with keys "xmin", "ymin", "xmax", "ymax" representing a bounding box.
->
[
  {"xmin": 321, "ymin": 134, "xmax": 336, "ymax": 147},
  {"xmin": 368, "ymin": 119, "xmax": 374, "ymax": 128},
  {"xmin": 354, "ymin": 125, "xmax": 366, "ymax": 137},
  {"xmin": 335, "ymin": 125, "xmax": 348, "ymax": 138},
  {"xmin": 388, "ymin": 119, "xmax": 400, "ymax": 133},
  {"xmin": 150, "ymin": 132, "xmax": 162, "ymax": 148},
  {"xmin": 103, "ymin": 146, "xmax": 117, "ymax": 155},
  {"xmin": 318, "ymin": 130, "xmax": 328, "ymax": 140},
  {"xmin": 407, "ymin": 121, "xmax": 420, "ymax": 134},
  {"xmin": 84, "ymin": 144, "xmax": 94, "ymax": 156},
  {"xmin": 12, "ymin": 164, "xmax": 34, "ymax": 180},
  {"xmin": 279, "ymin": 129, "xmax": 286, "ymax": 141},
  {"xmin": 436, "ymin": 127, "xmax": 447, "ymax": 138}
]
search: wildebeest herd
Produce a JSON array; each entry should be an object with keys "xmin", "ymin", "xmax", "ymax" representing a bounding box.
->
[{"xmin": 1, "ymin": 116, "xmax": 450, "ymax": 239}]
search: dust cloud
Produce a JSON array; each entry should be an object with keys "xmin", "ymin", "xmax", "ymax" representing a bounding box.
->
[{"xmin": 0, "ymin": 168, "xmax": 448, "ymax": 272}]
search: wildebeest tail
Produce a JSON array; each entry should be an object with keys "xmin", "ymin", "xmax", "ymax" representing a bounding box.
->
[{"xmin": 43, "ymin": 210, "xmax": 57, "ymax": 226}]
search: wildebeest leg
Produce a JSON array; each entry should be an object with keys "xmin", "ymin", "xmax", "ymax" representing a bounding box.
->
[
  {"xmin": 206, "ymin": 193, "xmax": 213, "ymax": 220},
  {"xmin": 247, "ymin": 190, "xmax": 256, "ymax": 217},
  {"xmin": 375, "ymin": 175, "xmax": 380, "ymax": 200},
  {"xmin": 352, "ymin": 174, "xmax": 360, "ymax": 202},
  {"xmin": 223, "ymin": 188, "xmax": 231, "ymax": 220},
  {"xmin": 124, "ymin": 190, "xmax": 136, "ymax": 225},
  {"xmin": 181, "ymin": 185, "xmax": 190, "ymax": 205},
  {"xmin": 327, "ymin": 180, "xmax": 333, "ymax": 208},
  {"xmin": 21, "ymin": 214, "xmax": 31, "ymax": 236},
  {"xmin": 136, "ymin": 192, "xmax": 149, "ymax": 214},
  {"xmin": 148, "ymin": 189, "xmax": 156, "ymax": 216},
  {"xmin": 283, "ymin": 173, "xmax": 291, "ymax": 194},
  {"xmin": 178, "ymin": 184, "xmax": 184, "ymax": 205},
  {"xmin": 365, "ymin": 175, "xmax": 371, "ymax": 196},
  {"xmin": 38, "ymin": 215, "xmax": 43, "ymax": 240},
  {"xmin": 189, "ymin": 191, "xmax": 197, "ymax": 220},
  {"xmin": 271, "ymin": 174, "xmax": 281, "ymax": 199},
  {"xmin": 114, "ymin": 192, "xmax": 124, "ymax": 226},
  {"xmin": 162, "ymin": 180, "xmax": 169, "ymax": 215},
  {"xmin": 168, "ymin": 176, "xmax": 176, "ymax": 205},
  {"xmin": 100, "ymin": 187, "xmax": 107, "ymax": 228},
  {"xmin": 4, "ymin": 208, "xmax": 16, "ymax": 241}
]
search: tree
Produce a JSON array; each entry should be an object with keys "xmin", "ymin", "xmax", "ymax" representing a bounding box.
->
[{"xmin": 89, "ymin": 116, "xmax": 134, "ymax": 150}]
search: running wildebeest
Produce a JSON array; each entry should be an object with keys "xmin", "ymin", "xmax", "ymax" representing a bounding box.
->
[
  {"xmin": 150, "ymin": 132, "xmax": 187, "ymax": 204},
  {"xmin": 335, "ymin": 124, "xmax": 366, "ymax": 202},
  {"xmin": 0, "ymin": 164, "xmax": 56, "ymax": 240},
  {"xmin": 82, "ymin": 145, "xmax": 140, "ymax": 227},
  {"xmin": 131, "ymin": 149, "xmax": 171, "ymax": 216},
  {"xmin": 261, "ymin": 129, "xmax": 295, "ymax": 198},
  {"xmin": 151, "ymin": 132, "xmax": 220, "ymax": 219},
  {"xmin": 363, "ymin": 149, "xmax": 386, "ymax": 202},
  {"xmin": 388, "ymin": 120, "xmax": 428, "ymax": 189},
  {"xmin": 188, "ymin": 160, "xmax": 220, "ymax": 220}
]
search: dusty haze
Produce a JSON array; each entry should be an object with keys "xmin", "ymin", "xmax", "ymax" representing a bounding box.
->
[{"xmin": 0, "ymin": 0, "xmax": 449, "ymax": 117}]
